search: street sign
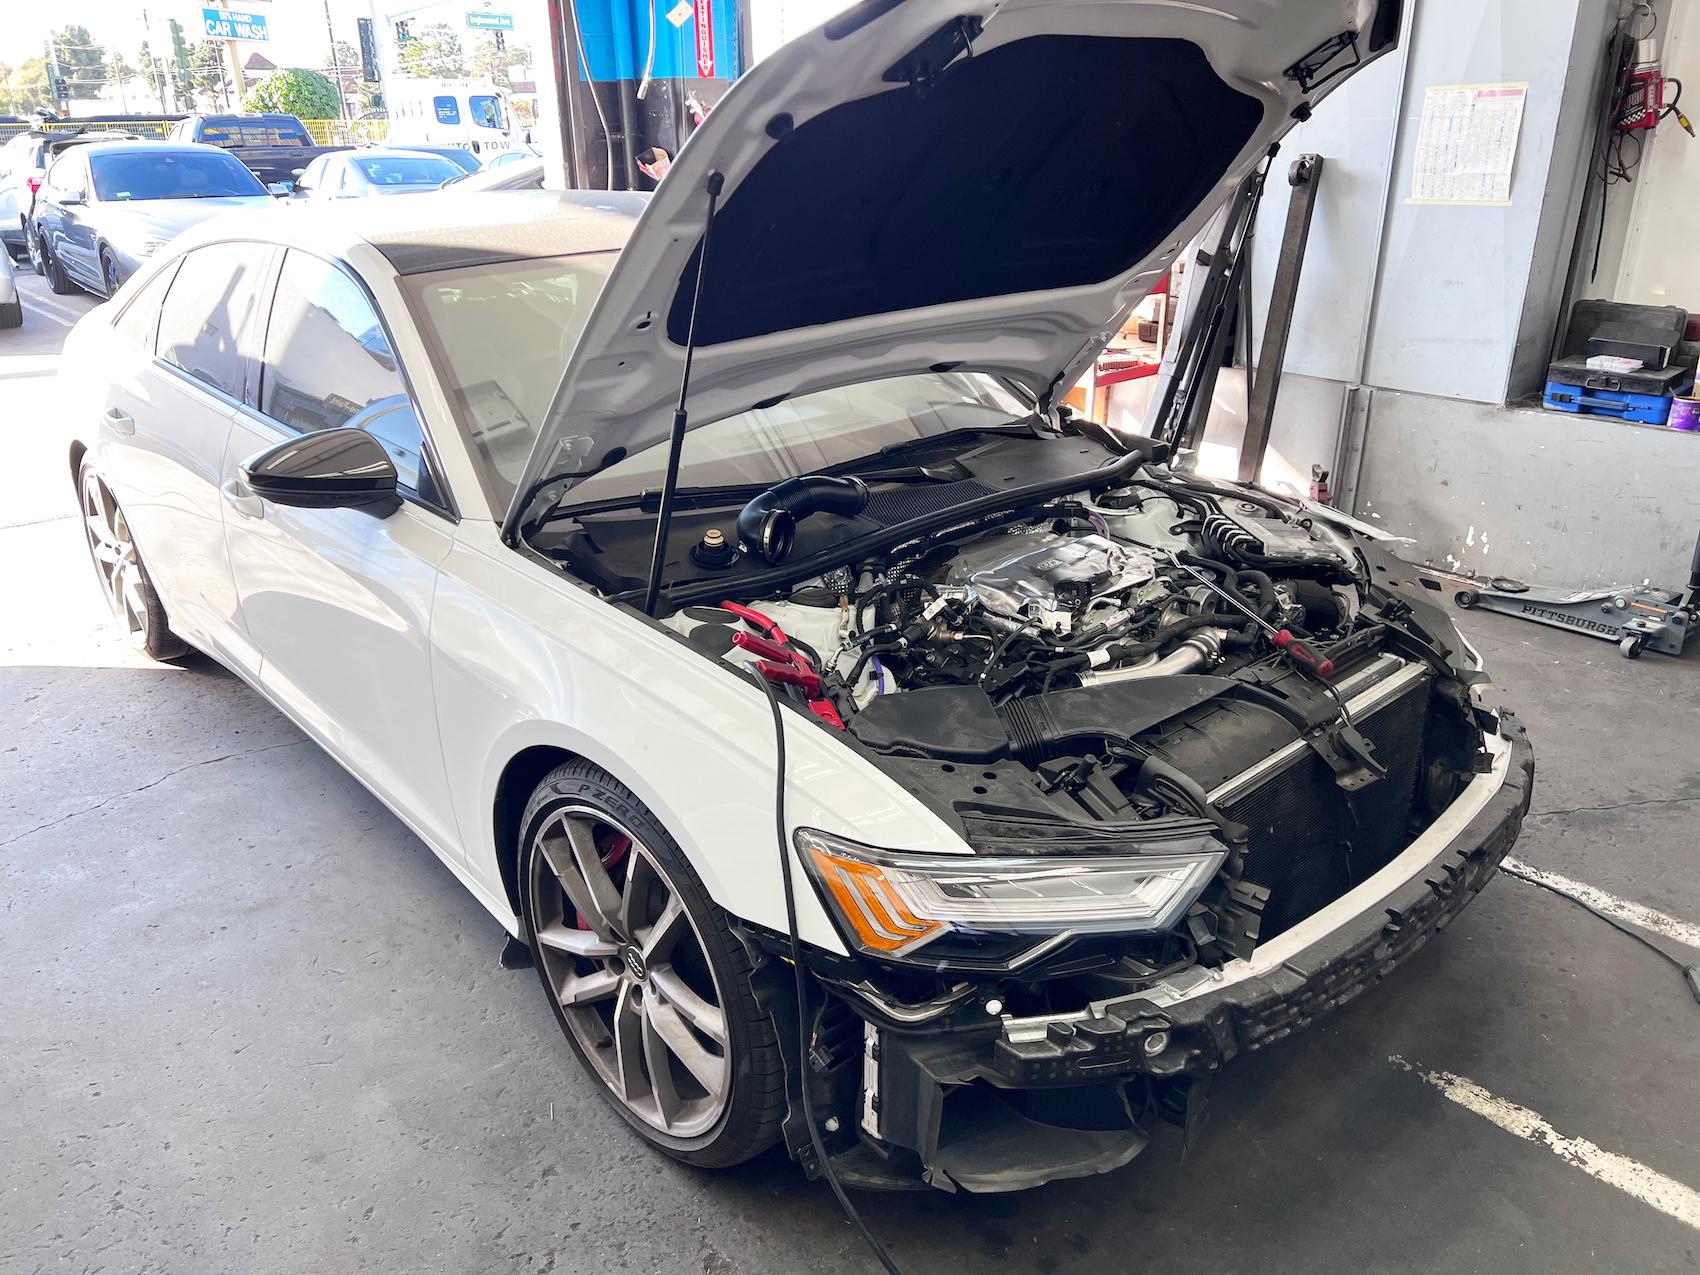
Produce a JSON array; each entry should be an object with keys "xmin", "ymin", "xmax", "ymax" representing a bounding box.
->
[
  {"xmin": 202, "ymin": 8, "xmax": 270, "ymax": 41},
  {"xmin": 465, "ymin": 11, "xmax": 513, "ymax": 30}
]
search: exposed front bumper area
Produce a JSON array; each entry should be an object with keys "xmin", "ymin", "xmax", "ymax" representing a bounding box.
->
[{"xmin": 827, "ymin": 715, "xmax": 1534, "ymax": 1192}]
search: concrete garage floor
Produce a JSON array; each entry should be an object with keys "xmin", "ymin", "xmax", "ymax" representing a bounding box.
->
[{"xmin": 3, "ymin": 271, "xmax": 1699, "ymax": 1275}]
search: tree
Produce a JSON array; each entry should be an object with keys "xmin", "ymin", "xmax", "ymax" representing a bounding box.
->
[
  {"xmin": 186, "ymin": 41, "xmax": 230, "ymax": 105},
  {"xmin": 106, "ymin": 51, "xmax": 138, "ymax": 109},
  {"xmin": 324, "ymin": 39, "xmax": 361, "ymax": 78},
  {"xmin": 136, "ymin": 41, "xmax": 170, "ymax": 112},
  {"xmin": 323, "ymin": 39, "xmax": 377, "ymax": 111},
  {"xmin": 397, "ymin": 23, "xmax": 467, "ymax": 78},
  {"xmin": 109, "ymin": 52, "xmax": 137, "ymax": 81},
  {"xmin": 49, "ymin": 24, "xmax": 106, "ymax": 100},
  {"xmin": 7, "ymin": 57, "xmax": 53, "ymax": 114},
  {"xmin": 242, "ymin": 67, "xmax": 340, "ymax": 119},
  {"xmin": 470, "ymin": 34, "xmax": 531, "ymax": 87}
]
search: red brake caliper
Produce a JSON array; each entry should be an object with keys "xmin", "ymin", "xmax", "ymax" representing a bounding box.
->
[{"xmin": 575, "ymin": 831, "xmax": 631, "ymax": 932}]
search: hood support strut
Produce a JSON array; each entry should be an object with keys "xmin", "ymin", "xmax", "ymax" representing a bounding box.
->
[{"xmin": 643, "ymin": 170, "xmax": 725, "ymax": 616}]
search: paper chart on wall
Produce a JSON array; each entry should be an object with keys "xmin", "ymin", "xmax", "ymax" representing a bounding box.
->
[{"xmin": 1408, "ymin": 82, "xmax": 1528, "ymax": 205}]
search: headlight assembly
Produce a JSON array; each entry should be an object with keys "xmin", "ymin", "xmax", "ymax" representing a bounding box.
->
[{"xmin": 795, "ymin": 827, "xmax": 1224, "ymax": 965}]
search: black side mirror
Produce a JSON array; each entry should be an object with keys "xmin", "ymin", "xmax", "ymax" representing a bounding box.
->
[{"xmin": 241, "ymin": 428, "xmax": 399, "ymax": 511}]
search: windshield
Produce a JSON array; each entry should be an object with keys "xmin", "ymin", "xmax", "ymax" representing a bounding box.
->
[
  {"xmin": 198, "ymin": 120, "xmax": 310, "ymax": 146},
  {"xmin": 90, "ymin": 150, "xmax": 266, "ymax": 201},
  {"xmin": 469, "ymin": 95, "xmax": 506, "ymax": 130},
  {"xmin": 356, "ymin": 155, "xmax": 463, "ymax": 187},
  {"xmin": 407, "ymin": 252, "xmax": 621, "ymax": 507},
  {"xmin": 434, "ymin": 148, "xmax": 482, "ymax": 174},
  {"xmin": 564, "ymin": 374, "xmax": 1032, "ymax": 510},
  {"xmin": 409, "ymin": 253, "xmax": 1031, "ymax": 514}
]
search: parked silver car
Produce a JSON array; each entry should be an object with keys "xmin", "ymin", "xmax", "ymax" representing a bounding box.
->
[
  {"xmin": 32, "ymin": 142, "xmax": 274, "ymax": 298},
  {"xmin": 291, "ymin": 148, "xmax": 467, "ymax": 200},
  {"xmin": 0, "ymin": 128, "xmax": 140, "ymax": 262}
]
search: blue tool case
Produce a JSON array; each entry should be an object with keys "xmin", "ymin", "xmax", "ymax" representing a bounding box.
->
[{"xmin": 1542, "ymin": 381, "xmax": 1677, "ymax": 424}]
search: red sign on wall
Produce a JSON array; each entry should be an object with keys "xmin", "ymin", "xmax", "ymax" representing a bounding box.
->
[{"xmin": 694, "ymin": 0, "xmax": 714, "ymax": 77}]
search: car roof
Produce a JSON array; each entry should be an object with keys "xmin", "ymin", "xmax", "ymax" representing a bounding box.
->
[
  {"xmin": 346, "ymin": 147, "xmax": 466, "ymax": 160},
  {"xmin": 175, "ymin": 189, "xmax": 650, "ymax": 275},
  {"xmin": 74, "ymin": 141, "xmax": 240, "ymax": 158}
]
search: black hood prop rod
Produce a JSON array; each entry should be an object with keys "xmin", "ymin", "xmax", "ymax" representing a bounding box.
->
[{"xmin": 643, "ymin": 169, "xmax": 725, "ymax": 617}]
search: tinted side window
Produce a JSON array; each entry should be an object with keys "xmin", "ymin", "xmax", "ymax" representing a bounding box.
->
[
  {"xmin": 433, "ymin": 95, "xmax": 461, "ymax": 124},
  {"xmin": 156, "ymin": 242, "xmax": 268, "ymax": 399},
  {"xmin": 112, "ymin": 260, "xmax": 181, "ymax": 350},
  {"xmin": 47, "ymin": 152, "xmax": 87, "ymax": 197},
  {"xmin": 261, "ymin": 250, "xmax": 439, "ymax": 503}
]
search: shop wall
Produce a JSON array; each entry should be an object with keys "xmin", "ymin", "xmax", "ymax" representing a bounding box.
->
[
  {"xmin": 1248, "ymin": 0, "xmax": 1609, "ymax": 407},
  {"xmin": 1353, "ymin": 389, "xmax": 1700, "ymax": 586},
  {"xmin": 1220, "ymin": 0, "xmax": 1700, "ymax": 588}
]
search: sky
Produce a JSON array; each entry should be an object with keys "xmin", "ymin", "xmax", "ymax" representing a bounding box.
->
[{"xmin": 1, "ymin": 0, "xmax": 549, "ymax": 79}]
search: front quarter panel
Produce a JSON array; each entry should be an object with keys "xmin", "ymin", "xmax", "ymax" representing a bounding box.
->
[{"xmin": 430, "ymin": 521, "xmax": 972, "ymax": 951}]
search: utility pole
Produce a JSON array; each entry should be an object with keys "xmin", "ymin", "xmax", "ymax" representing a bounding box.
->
[
  {"xmin": 141, "ymin": 9, "xmax": 171, "ymax": 113},
  {"xmin": 324, "ymin": 0, "xmax": 350, "ymax": 123},
  {"xmin": 45, "ymin": 34, "xmax": 62, "ymax": 117},
  {"xmin": 215, "ymin": 0, "xmax": 246, "ymax": 104}
]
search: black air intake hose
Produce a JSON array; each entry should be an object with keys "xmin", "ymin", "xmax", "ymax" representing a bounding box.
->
[{"xmin": 737, "ymin": 475, "xmax": 870, "ymax": 565}]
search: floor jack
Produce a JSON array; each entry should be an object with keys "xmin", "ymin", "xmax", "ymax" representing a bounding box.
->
[{"xmin": 1453, "ymin": 533, "xmax": 1700, "ymax": 658}]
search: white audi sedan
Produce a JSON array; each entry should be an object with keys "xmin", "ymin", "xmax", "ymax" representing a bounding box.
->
[{"xmin": 61, "ymin": 0, "xmax": 1531, "ymax": 1194}]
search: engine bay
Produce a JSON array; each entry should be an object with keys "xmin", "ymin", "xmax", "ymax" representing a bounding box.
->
[{"xmin": 532, "ymin": 436, "xmax": 1490, "ymax": 1003}]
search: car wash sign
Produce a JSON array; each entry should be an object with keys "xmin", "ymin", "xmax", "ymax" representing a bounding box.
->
[{"xmin": 202, "ymin": 7, "xmax": 269, "ymax": 41}]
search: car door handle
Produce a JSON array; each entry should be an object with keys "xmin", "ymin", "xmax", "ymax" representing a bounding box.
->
[
  {"xmin": 103, "ymin": 407, "xmax": 135, "ymax": 437},
  {"xmin": 221, "ymin": 478, "xmax": 265, "ymax": 520}
]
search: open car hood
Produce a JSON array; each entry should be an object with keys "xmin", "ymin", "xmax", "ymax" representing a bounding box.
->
[{"xmin": 504, "ymin": 0, "xmax": 1398, "ymax": 535}]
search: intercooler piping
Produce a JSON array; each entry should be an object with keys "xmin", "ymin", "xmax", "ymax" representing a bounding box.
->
[{"xmin": 1078, "ymin": 628, "xmax": 1228, "ymax": 686}]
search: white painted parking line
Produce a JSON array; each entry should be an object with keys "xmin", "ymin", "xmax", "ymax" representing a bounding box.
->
[
  {"xmin": 1502, "ymin": 857, "xmax": 1700, "ymax": 949},
  {"xmin": 1390, "ymin": 1056, "xmax": 1700, "ymax": 1232}
]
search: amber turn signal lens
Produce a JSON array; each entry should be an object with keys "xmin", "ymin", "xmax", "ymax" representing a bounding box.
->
[{"xmin": 803, "ymin": 842, "xmax": 946, "ymax": 955}]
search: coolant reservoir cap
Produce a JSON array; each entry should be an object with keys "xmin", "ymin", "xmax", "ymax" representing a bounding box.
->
[{"xmin": 691, "ymin": 527, "xmax": 737, "ymax": 569}]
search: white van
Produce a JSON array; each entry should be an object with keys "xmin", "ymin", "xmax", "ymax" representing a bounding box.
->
[{"xmin": 384, "ymin": 78, "xmax": 520, "ymax": 158}]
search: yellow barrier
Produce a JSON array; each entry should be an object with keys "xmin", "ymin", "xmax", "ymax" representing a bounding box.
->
[
  {"xmin": 0, "ymin": 118, "xmax": 177, "ymax": 142},
  {"xmin": 300, "ymin": 118, "xmax": 390, "ymax": 146},
  {"xmin": 0, "ymin": 117, "xmax": 390, "ymax": 146}
]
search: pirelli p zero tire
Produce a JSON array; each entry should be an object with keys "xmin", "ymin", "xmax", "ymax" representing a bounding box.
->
[
  {"xmin": 78, "ymin": 462, "xmax": 187, "ymax": 662},
  {"xmin": 517, "ymin": 760, "xmax": 786, "ymax": 1167}
]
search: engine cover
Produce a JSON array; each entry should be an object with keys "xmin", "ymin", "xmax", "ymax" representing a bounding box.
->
[{"xmin": 949, "ymin": 532, "xmax": 1157, "ymax": 634}]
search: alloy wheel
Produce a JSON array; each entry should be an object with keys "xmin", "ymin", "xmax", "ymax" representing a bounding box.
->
[
  {"xmin": 80, "ymin": 469, "xmax": 150, "ymax": 648},
  {"xmin": 528, "ymin": 806, "xmax": 732, "ymax": 1138},
  {"xmin": 102, "ymin": 253, "xmax": 121, "ymax": 296}
]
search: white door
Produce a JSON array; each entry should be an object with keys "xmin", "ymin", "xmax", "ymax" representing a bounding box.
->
[
  {"xmin": 220, "ymin": 248, "xmax": 462, "ymax": 855},
  {"xmin": 100, "ymin": 244, "xmax": 270, "ymax": 668}
]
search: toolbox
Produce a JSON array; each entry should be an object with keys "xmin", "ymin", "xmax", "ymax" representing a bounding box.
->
[
  {"xmin": 1560, "ymin": 300, "xmax": 1689, "ymax": 368},
  {"xmin": 1545, "ymin": 355, "xmax": 1694, "ymax": 396},
  {"xmin": 1544, "ymin": 301, "xmax": 1694, "ymax": 423},
  {"xmin": 1542, "ymin": 381, "xmax": 1679, "ymax": 423}
]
